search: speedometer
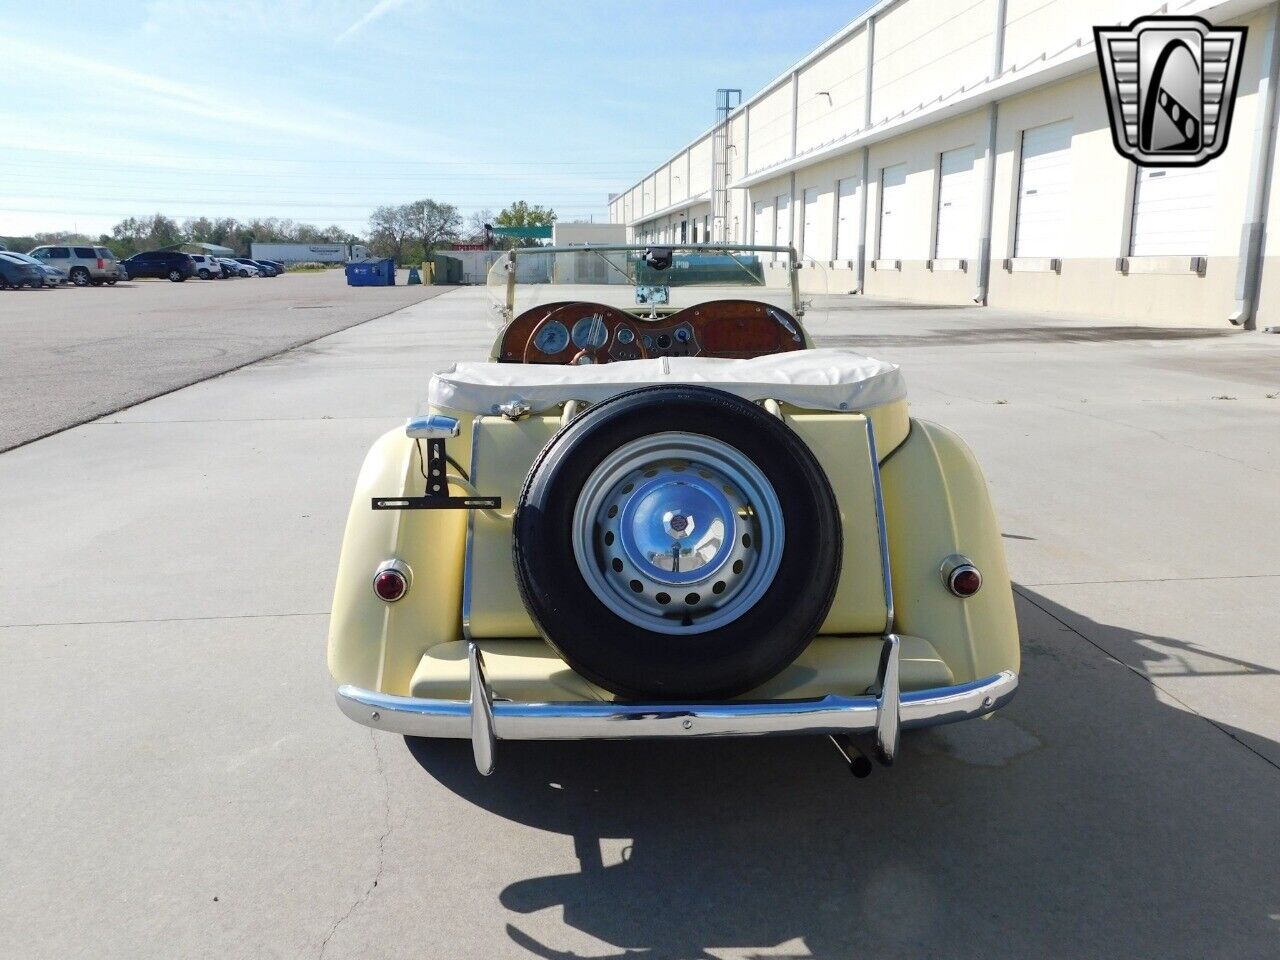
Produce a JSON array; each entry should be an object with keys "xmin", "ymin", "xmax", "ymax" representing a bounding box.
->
[
  {"xmin": 572, "ymin": 315, "xmax": 610, "ymax": 349},
  {"xmin": 533, "ymin": 320, "xmax": 570, "ymax": 354}
]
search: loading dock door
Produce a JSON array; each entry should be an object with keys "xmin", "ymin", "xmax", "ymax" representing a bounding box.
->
[
  {"xmin": 878, "ymin": 164, "xmax": 908, "ymax": 260},
  {"xmin": 934, "ymin": 146, "xmax": 976, "ymax": 260},
  {"xmin": 801, "ymin": 187, "xmax": 834, "ymax": 262},
  {"xmin": 753, "ymin": 200, "xmax": 774, "ymax": 252},
  {"xmin": 775, "ymin": 194, "xmax": 791, "ymax": 253},
  {"xmin": 836, "ymin": 177, "xmax": 860, "ymax": 260},
  {"xmin": 1014, "ymin": 120, "xmax": 1072, "ymax": 258},
  {"xmin": 1130, "ymin": 165, "xmax": 1218, "ymax": 256}
]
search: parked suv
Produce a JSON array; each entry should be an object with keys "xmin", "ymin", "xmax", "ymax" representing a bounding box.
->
[
  {"xmin": 189, "ymin": 254, "xmax": 224, "ymax": 280},
  {"xmin": 28, "ymin": 245, "xmax": 121, "ymax": 286},
  {"xmin": 121, "ymin": 250, "xmax": 196, "ymax": 282}
]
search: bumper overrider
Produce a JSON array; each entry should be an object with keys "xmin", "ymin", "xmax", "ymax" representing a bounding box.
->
[{"xmin": 336, "ymin": 635, "xmax": 1019, "ymax": 775}]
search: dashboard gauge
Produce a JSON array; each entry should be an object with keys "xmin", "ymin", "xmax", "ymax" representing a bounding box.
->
[
  {"xmin": 616, "ymin": 326, "xmax": 635, "ymax": 344},
  {"xmin": 533, "ymin": 320, "xmax": 570, "ymax": 354},
  {"xmin": 572, "ymin": 315, "xmax": 610, "ymax": 349},
  {"xmin": 642, "ymin": 334, "xmax": 654, "ymax": 350}
]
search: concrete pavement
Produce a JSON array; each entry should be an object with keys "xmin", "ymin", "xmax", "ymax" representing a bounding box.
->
[
  {"xmin": 0, "ymin": 269, "xmax": 444, "ymax": 452},
  {"xmin": 1, "ymin": 288, "xmax": 1278, "ymax": 958}
]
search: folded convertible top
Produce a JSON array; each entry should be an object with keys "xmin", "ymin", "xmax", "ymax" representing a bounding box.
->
[{"xmin": 428, "ymin": 348, "xmax": 906, "ymax": 415}]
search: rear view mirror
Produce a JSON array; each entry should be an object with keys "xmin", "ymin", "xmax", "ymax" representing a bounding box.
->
[{"xmin": 643, "ymin": 247, "xmax": 673, "ymax": 271}]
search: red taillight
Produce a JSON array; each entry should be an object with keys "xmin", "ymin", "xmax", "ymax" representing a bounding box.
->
[
  {"xmin": 949, "ymin": 567, "xmax": 982, "ymax": 597},
  {"xmin": 372, "ymin": 560, "xmax": 411, "ymax": 602},
  {"xmin": 97, "ymin": 258, "xmax": 105, "ymax": 269},
  {"xmin": 941, "ymin": 554, "xmax": 982, "ymax": 598}
]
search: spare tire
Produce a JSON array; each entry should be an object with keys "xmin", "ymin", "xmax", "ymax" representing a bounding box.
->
[{"xmin": 513, "ymin": 385, "xmax": 842, "ymax": 700}]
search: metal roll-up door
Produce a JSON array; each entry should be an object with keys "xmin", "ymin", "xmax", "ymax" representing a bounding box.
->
[
  {"xmin": 934, "ymin": 145, "xmax": 976, "ymax": 260},
  {"xmin": 836, "ymin": 177, "xmax": 860, "ymax": 260},
  {"xmin": 775, "ymin": 194, "xmax": 791, "ymax": 251},
  {"xmin": 1130, "ymin": 164, "xmax": 1218, "ymax": 256},
  {"xmin": 1015, "ymin": 120, "xmax": 1072, "ymax": 258},
  {"xmin": 878, "ymin": 163, "xmax": 908, "ymax": 260},
  {"xmin": 753, "ymin": 200, "xmax": 774, "ymax": 251},
  {"xmin": 801, "ymin": 186, "xmax": 834, "ymax": 262}
]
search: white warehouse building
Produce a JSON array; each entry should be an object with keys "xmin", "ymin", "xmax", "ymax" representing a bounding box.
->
[{"xmin": 608, "ymin": 0, "xmax": 1280, "ymax": 329}]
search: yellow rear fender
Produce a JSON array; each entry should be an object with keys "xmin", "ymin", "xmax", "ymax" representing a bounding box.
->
[
  {"xmin": 880, "ymin": 420, "xmax": 1020, "ymax": 683},
  {"xmin": 327, "ymin": 427, "xmax": 470, "ymax": 693}
]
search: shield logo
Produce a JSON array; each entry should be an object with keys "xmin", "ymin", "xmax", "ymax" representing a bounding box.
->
[{"xmin": 1094, "ymin": 16, "xmax": 1246, "ymax": 167}]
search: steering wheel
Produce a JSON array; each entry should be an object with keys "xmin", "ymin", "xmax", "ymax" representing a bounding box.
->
[{"xmin": 522, "ymin": 303, "xmax": 650, "ymax": 364}]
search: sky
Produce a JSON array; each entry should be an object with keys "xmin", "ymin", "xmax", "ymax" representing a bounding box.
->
[{"xmin": 0, "ymin": 0, "xmax": 874, "ymax": 239}]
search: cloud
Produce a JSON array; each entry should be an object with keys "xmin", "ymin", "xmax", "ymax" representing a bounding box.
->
[
  {"xmin": 0, "ymin": 34, "xmax": 450, "ymax": 161},
  {"xmin": 334, "ymin": 0, "xmax": 412, "ymax": 44}
]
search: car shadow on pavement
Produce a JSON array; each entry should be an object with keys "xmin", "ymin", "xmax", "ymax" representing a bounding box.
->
[{"xmin": 406, "ymin": 587, "xmax": 1280, "ymax": 960}]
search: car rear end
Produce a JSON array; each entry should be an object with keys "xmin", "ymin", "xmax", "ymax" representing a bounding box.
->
[
  {"xmin": 89, "ymin": 246, "xmax": 119, "ymax": 283},
  {"xmin": 328, "ymin": 357, "xmax": 1020, "ymax": 775}
]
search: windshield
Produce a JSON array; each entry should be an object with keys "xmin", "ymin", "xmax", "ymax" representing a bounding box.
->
[{"xmin": 487, "ymin": 244, "xmax": 803, "ymax": 321}]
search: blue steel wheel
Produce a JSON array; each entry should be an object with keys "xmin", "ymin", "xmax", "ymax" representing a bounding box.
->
[{"xmin": 513, "ymin": 385, "xmax": 842, "ymax": 700}]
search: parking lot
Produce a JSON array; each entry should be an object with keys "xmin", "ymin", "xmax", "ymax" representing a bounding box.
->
[
  {"xmin": 0, "ymin": 269, "xmax": 441, "ymax": 451},
  {"xmin": 2, "ymin": 288, "xmax": 1278, "ymax": 958}
]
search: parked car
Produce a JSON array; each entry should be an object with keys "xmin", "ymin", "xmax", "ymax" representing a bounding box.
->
[
  {"xmin": 250, "ymin": 259, "xmax": 280, "ymax": 277},
  {"xmin": 232, "ymin": 257, "xmax": 264, "ymax": 277},
  {"xmin": 0, "ymin": 253, "xmax": 48, "ymax": 289},
  {"xmin": 328, "ymin": 243, "xmax": 1021, "ymax": 777},
  {"xmin": 189, "ymin": 254, "xmax": 224, "ymax": 280},
  {"xmin": 28, "ymin": 244, "xmax": 121, "ymax": 286},
  {"xmin": 216, "ymin": 258, "xmax": 239, "ymax": 278},
  {"xmin": 260, "ymin": 259, "xmax": 286, "ymax": 275},
  {"xmin": 120, "ymin": 250, "xmax": 196, "ymax": 282},
  {"xmin": 3, "ymin": 251, "xmax": 67, "ymax": 286}
]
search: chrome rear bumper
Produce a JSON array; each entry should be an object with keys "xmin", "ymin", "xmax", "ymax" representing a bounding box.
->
[{"xmin": 335, "ymin": 635, "xmax": 1018, "ymax": 775}]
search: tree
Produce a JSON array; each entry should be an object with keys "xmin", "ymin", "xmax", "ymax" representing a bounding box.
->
[
  {"xmin": 463, "ymin": 208, "xmax": 495, "ymax": 246},
  {"xmin": 367, "ymin": 204, "xmax": 414, "ymax": 262},
  {"xmin": 108, "ymin": 214, "xmax": 182, "ymax": 257},
  {"xmin": 405, "ymin": 199, "xmax": 461, "ymax": 256},
  {"xmin": 0, "ymin": 230, "xmax": 93, "ymax": 253},
  {"xmin": 493, "ymin": 201, "xmax": 557, "ymax": 248}
]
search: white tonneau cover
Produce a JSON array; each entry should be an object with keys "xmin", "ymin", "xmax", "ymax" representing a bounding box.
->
[{"xmin": 429, "ymin": 348, "xmax": 905, "ymax": 415}]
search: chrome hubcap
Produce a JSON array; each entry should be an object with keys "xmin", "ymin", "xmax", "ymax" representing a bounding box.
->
[{"xmin": 572, "ymin": 432, "xmax": 784, "ymax": 635}]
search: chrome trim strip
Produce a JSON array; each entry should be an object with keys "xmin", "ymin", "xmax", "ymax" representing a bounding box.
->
[
  {"xmin": 336, "ymin": 666, "xmax": 1017, "ymax": 743},
  {"xmin": 865, "ymin": 418, "xmax": 895, "ymax": 635},
  {"xmin": 460, "ymin": 416, "xmax": 483, "ymax": 641}
]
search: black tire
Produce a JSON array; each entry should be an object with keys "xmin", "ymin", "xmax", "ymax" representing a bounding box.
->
[
  {"xmin": 168, "ymin": 270, "xmax": 183, "ymax": 282},
  {"xmin": 70, "ymin": 267, "xmax": 90, "ymax": 287},
  {"xmin": 238, "ymin": 269, "xmax": 249, "ymax": 278},
  {"xmin": 513, "ymin": 385, "xmax": 842, "ymax": 700},
  {"xmin": 107, "ymin": 280, "xmax": 117, "ymax": 286},
  {"xmin": 198, "ymin": 269, "xmax": 211, "ymax": 280}
]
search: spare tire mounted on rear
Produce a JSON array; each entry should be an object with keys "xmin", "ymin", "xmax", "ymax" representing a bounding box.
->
[{"xmin": 513, "ymin": 385, "xmax": 842, "ymax": 700}]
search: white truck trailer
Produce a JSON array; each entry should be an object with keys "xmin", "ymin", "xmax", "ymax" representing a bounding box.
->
[{"xmin": 250, "ymin": 242, "xmax": 370, "ymax": 264}]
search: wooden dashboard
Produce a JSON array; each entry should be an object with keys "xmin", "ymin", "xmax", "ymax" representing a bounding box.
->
[{"xmin": 496, "ymin": 299, "xmax": 806, "ymax": 364}]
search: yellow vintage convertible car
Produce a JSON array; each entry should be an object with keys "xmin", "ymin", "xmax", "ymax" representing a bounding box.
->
[{"xmin": 328, "ymin": 244, "xmax": 1018, "ymax": 776}]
